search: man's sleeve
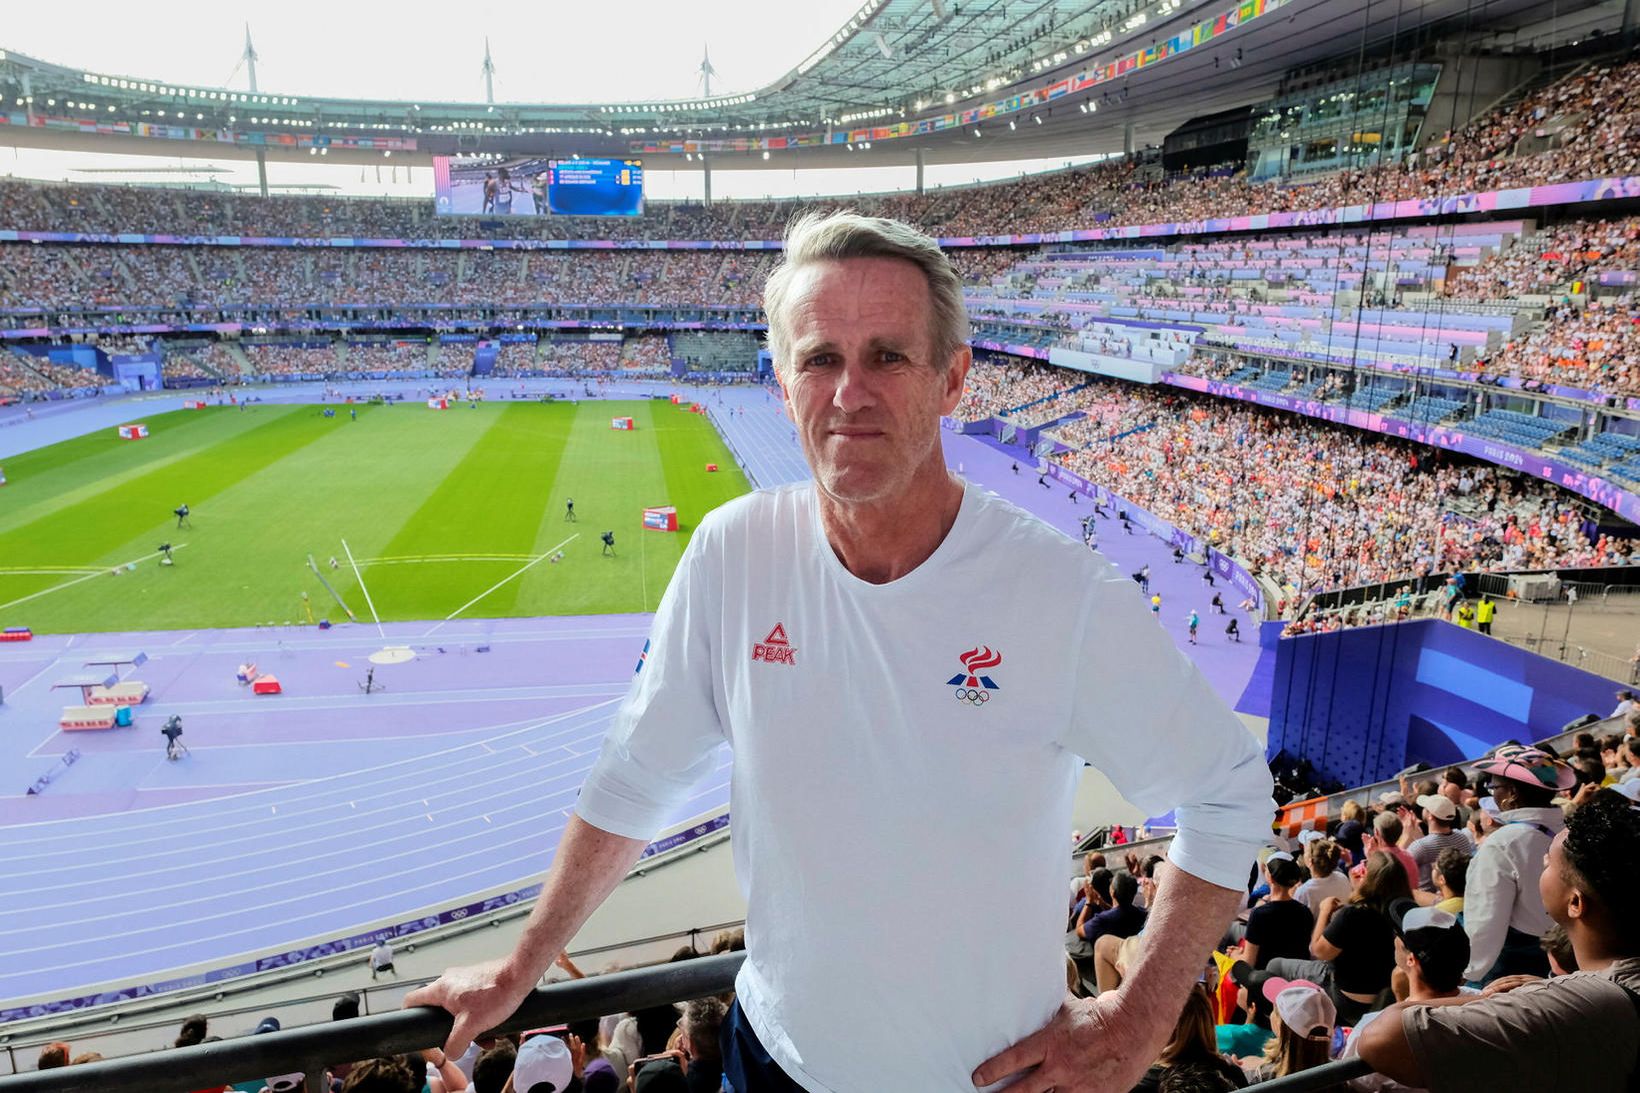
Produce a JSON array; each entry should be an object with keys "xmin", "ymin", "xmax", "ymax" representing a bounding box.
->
[
  {"xmin": 574, "ymin": 529, "xmax": 726, "ymax": 841},
  {"xmin": 1401, "ymin": 979, "xmax": 1632, "ymax": 1092},
  {"xmin": 1462, "ymin": 842, "xmax": 1514, "ymax": 982},
  {"xmin": 1061, "ymin": 566, "xmax": 1274, "ymax": 891}
]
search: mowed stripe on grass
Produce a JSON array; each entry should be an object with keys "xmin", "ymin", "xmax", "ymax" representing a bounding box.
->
[
  {"xmin": 349, "ymin": 402, "xmax": 571, "ymax": 622},
  {"xmin": 0, "ymin": 403, "xmax": 496, "ymax": 631},
  {"xmin": 0, "ymin": 400, "xmax": 751, "ymax": 632}
]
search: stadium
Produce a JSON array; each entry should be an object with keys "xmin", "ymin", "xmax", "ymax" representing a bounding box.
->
[{"xmin": 1, "ymin": 0, "xmax": 1639, "ymax": 1088}]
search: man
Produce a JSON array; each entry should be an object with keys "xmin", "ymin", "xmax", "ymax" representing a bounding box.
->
[
  {"xmin": 1356, "ymin": 811, "xmax": 1419, "ymax": 890},
  {"xmin": 370, "ymin": 939, "xmax": 395, "ymax": 981},
  {"xmin": 1072, "ymin": 871, "xmax": 1148, "ymax": 946},
  {"xmin": 1355, "ymin": 789, "xmax": 1640, "ymax": 1091},
  {"xmin": 601, "ymin": 530, "xmax": 615, "ymax": 556},
  {"xmin": 1402, "ymin": 795, "xmax": 1471, "ymax": 892},
  {"xmin": 566, "ymin": 497, "xmax": 577, "ymax": 522},
  {"xmin": 1340, "ymin": 905, "xmax": 1473, "ymax": 1092},
  {"xmin": 1611, "ymin": 690, "xmax": 1635, "ymax": 720},
  {"xmin": 175, "ymin": 502, "xmax": 191, "ymax": 529},
  {"xmin": 1461, "ymin": 745, "xmax": 1575, "ymax": 984},
  {"xmin": 406, "ymin": 211, "xmax": 1272, "ymax": 1092},
  {"xmin": 1475, "ymin": 596, "xmax": 1495, "ymax": 635}
]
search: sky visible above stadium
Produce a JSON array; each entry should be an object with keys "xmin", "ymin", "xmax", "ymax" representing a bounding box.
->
[{"xmin": 1, "ymin": 0, "xmax": 862, "ymax": 103}]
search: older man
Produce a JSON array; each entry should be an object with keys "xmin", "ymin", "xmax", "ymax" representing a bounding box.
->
[{"xmin": 407, "ymin": 212, "xmax": 1272, "ymax": 1092}]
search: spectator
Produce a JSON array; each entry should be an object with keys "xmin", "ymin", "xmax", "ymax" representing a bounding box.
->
[
  {"xmin": 175, "ymin": 1014, "xmax": 209, "ymax": 1048},
  {"xmin": 678, "ymin": 997, "xmax": 726, "ymax": 1093},
  {"xmin": 1269, "ymin": 851, "xmax": 1412, "ymax": 1025},
  {"xmin": 1403, "ymin": 796, "xmax": 1472, "ymax": 892},
  {"xmin": 1428, "ymin": 847, "xmax": 1469, "ymax": 916},
  {"xmin": 37, "ymin": 1042, "xmax": 70, "ymax": 1070},
  {"xmin": 1240, "ymin": 980, "xmax": 1335, "ymax": 1084},
  {"xmin": 369, "ymin": 939, "xmax": 396, "ymax": 980},
  {"xmin": 1340, "ymin": 905, "xmax": 1474, "ymax": 1092},
  {"xmin": 1131, "ymin": 983, "xmax": 1248, "ymax": 1091},
  {"xmin": 1436, "ymin": 767, "xmax": 1469, "ymax": 811},
  {"xmin": 1355, "ymin": 788, "xmax": 1640, "ymax": 1091},
  {"xmin": 1462, "ymin": 745, "xmax": 1576, "ymax": 984},
  {"xmin": 1240, "ymin": 853, "xmax": 1315, "ymax": 969},
  {"xmin": 1074, "ymin": 869, "xmax": 1149, "ymax": 944},
  {"xmin": 514, "ymin": 1034, "xmax": 575, "ymax": 1093},
  {"xmin": 1357, "ymin": 812, "xmax": 1419, "ymax": 891},
  {"xmin": 472, "ymin": 1043, "xmax": 516, "ymax": 1093},
  {"xmin": 69, "ymin": 1052, "xmax": 104, "ymax": 1065},
  {"xmin": 341, "ymin": 1057, "xmax": 419, "ymax": 1093},
  {"xmin": 1334, "ymin": 801, "xmax": 1368, "ymax": 864},
  {"xmin": 1294, "ymin": 836, "xmax": 1352, "ymax": 912}
]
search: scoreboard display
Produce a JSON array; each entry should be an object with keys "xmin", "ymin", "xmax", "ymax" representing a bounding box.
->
[{"xmin": 547, "ymin": 158, "xmax": 644, "ymax": 217}]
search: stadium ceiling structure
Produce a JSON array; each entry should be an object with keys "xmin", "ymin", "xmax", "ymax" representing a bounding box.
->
[{"xmin": 0, "ymin": 0, "xmax": 1613, "ymax": 172}]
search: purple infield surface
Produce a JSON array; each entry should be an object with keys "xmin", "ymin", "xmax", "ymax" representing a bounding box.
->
[{"xmin": 0, "ymin": 382, "xmax": 1260, "ymax": 1019}]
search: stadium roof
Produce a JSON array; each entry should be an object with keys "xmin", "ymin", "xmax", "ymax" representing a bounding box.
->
[{"xmin": 0, "ymin": 0, "xmax": 1604, "ymax": 171}]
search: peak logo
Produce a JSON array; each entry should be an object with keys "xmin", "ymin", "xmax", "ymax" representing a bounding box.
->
[
  {"xmin": 947, "ymin": 646, "xmax": 1001, "ymax": 705},
  {"xmin": 752, "ymin": 623, "xmax": 796, "ymax": 666}
]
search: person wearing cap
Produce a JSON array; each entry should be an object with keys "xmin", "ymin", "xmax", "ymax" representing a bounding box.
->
[
  {"xmin": 1239, "ymin": 979, "xmax": 1335, "ymax": 1084},
  {"xmin": 1239, "ymin": 853, "xmax": 1313, "ymax": 970},
  {"xmin": 1402, "ymin": 795, "xmax": 1471, "ymax": 893},
  {"xmin": 1461, "ymin": 744, "xmax": 1575, "ymax": 984},
  {"xmin": 1354, "ymin": 788, "xmax": 1640, "ymax": 1092},
  {"xmin": 514, "ymin": 1033, "xmax": 576, "ymax": 1093},
  {"xmin": 406, "ymin": 212, "xmax": 1275, "ymax": 1093},
  {"xmin": 1338, "ymin": 905, "xmax": 1473, "ymax": 1092}
]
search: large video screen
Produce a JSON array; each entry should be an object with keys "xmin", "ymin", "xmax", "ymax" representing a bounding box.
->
[
  {"xmin": 432, "ymin": 156, "xmax": 643, "ymax": 217},
  {"xmin": 546, "ymin": 159, "xmax": 644, "ymax": 217}
]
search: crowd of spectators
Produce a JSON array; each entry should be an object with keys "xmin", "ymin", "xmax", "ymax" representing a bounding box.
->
[
  {"xmin": 2, "ymin": 52, "xmax": 1637, "ymax": 248},
  {"xmin": 242, "ymin": 343, "xmax": 339, "ymax": 377},
  {"xmin": 1068, "ymin": 737, "xmax": 1639, "ymax": 1090},
  {"xmin": 1444, "ymin": 216, "xmax": 1640, "ymax": 301},
  {"xmin": 27, "ymin": 930, "xmax": 747, "ymax": 1091},
  {"xmin": 955, "ymin": 356, "xmax": 1080, "ymax": 421},
  {"xmin": 1479, "ymin": 292, "xmax": 1640, "ymax": 395},
  {"xmin": 619, "ymin": 335, "xmax": 674, "ymax": 374},
  {"xmin": 958, "ymin": 362, "xmax": 1630, "ymax": 593}
]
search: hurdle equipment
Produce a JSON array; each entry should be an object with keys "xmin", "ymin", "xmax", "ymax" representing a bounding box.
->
[
  {"xmin": 52, "ymin": 673, "xmax": 118, "ymax": 704},
  {"xmin": 117, "ymin": 423, "xmax": 150, "ymax": 440},
  {"xmin": 705, "ymin": 463, "xmax": 719, "ymax": 472},
  {"xmin": 183, "ymin": 400, "xmax": 206, "ymax": 410},
  {"xmin": 60, "ymin": 706, "xmax": 118, "ymax": 731},
  {"xmin": 251, "ymin": 674, "xmax": 283, "ymax": 695},
  {"xmin": 1, "ymin": 627, "xmax": 32, "ymax": 642},
  {"xmin": 643, "ymin": 506, "xmax": 678, "ymax": 532},
  {"xmin": 611, "ymin": 416, "xmax": 635, "ymax": 430},
  {"xmin": 87, "ymin": 681, "xmax": 150, "ymax": 706},
  {"xmin": 25, "ymin": 749, "xmax": 80, "ymax": 796},
  {"xmin": 426, "ymin": 398, "xmax": 449, "ymax": 409}
]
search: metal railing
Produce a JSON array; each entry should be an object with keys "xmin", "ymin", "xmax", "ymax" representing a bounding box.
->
[
  {"xmin": 0, "ymin": 947, "xmax": 1397, "ymax": 1091},
  {"xmin": 0, "ymin": 954, "xmax": 745, "ymax": 1093}
]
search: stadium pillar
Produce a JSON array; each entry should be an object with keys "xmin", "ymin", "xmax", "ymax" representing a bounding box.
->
[
  {"xmin": 255, "ymin": 150, "xmax": 269, "ymax": 198},
  {"xmin": 703, "ymin": 157, "xmax": 712, "ymax": 205},
  {"xmin": 915, "ymin": 148, "xmax": 925, "ymax": 195},
  {"xmin": 1123, "ymin": 122, "xmax": 1135, "ymax": 155},
  {"xmin": 1628, "ymin": 0, "xmax": 1640, "ymax": 31}
]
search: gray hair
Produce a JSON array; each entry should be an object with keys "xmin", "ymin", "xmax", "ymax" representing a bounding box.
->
[{"xmin": 763, "ymin": 209, "xmax": 970, "ymax": 374}]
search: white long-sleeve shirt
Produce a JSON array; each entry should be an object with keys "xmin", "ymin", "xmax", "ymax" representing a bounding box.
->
[
  {"xmin": 576, "ymin": 481, "xmax": 1274, "ymax": 1092},
  {"xmin": 1462, "ymin": 805, "xmax": 1564, "ymax": 982}
]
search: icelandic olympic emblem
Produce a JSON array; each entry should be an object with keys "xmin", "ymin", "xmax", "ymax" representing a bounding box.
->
[{"xmin": 947, "ymin": 646, "xmax": 1001, "ymax": 705}]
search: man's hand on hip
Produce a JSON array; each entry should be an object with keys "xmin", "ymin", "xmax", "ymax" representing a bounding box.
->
[
  {"xmin": 972, "ymin": 991, "xmax": 1169, "ymax": 1092},
  {"xmin": 404, "ymin": 956, "xmax": 535, "ymax": 1061}
]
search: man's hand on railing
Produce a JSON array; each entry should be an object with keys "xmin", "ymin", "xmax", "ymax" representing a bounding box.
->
[
  {"xmin": 404, "ymin": 956, "xmax": 537, "ymax": 1061},
  {"xmin": 970, "ymin": 991, "xmax": 1167, "ymax": 1092}
]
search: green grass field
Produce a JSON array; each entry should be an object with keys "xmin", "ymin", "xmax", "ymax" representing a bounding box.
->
[{"xmin": 0, "ymin": 400, "xmax": 751, "ymax": 633}]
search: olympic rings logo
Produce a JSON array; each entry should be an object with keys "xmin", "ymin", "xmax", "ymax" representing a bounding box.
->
[{"xmin": 954, "ymin": 688, "xmax": 991, "ymax": 705}]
